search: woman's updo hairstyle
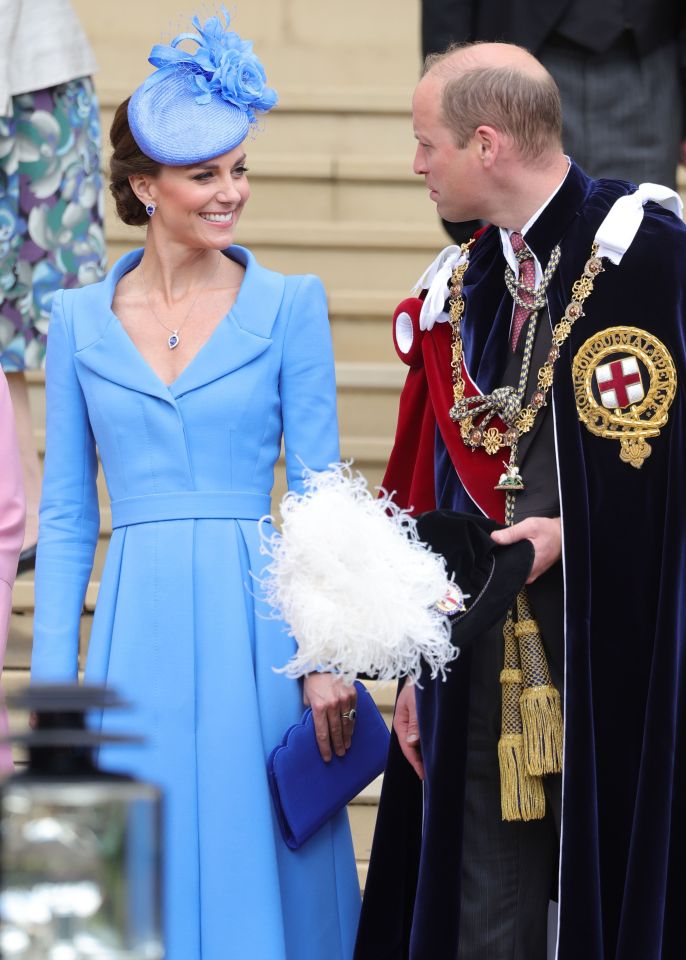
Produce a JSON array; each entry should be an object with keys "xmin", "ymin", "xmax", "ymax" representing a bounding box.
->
[{"xmin": 109, "ymin": 98, "xmax": 161, "ymax": 227}]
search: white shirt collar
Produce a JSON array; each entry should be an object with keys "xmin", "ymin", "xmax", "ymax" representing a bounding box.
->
[{"xmin": 498, "ymin": 158, "xmax": 571, "ymax": 286}]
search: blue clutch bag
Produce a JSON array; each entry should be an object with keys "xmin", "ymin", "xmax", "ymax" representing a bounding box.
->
[{"xmin": 267, "ymin": 680, "xmax": 390, "ymax": 850}]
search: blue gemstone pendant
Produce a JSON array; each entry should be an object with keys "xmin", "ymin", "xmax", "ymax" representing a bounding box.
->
[{"xmin": 168, "ymin": 332, "xmax": 180, "ymax": 350}]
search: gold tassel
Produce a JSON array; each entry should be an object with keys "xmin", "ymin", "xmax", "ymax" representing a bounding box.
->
[
  {"xmin": 515, "ymin": 591, "xmax": 563, "ymax": 777},
  {"xmin": 497, "ymin": 733, "xmax": 546, "ymax": 821},
  {"xmin": 498, "ymin": 610, "xmax": 546, "ymax": 821},
  {"xmin": 519, "ymin": 685, "xmax": 563, "ymax": 776}
]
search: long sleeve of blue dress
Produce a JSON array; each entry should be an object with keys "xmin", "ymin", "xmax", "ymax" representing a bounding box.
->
[
  {"xmin": 32, "ymin": 289, "xmax": 100, "ymax": 680},
  {"xmin": 279, "ymin": 274, "xmax": 340, "ymax": 492}
]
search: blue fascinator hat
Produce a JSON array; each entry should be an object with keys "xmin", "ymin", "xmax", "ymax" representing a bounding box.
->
[{"xmin": 128, "ymin": 7, "xmax": 278, "ymax": 165}]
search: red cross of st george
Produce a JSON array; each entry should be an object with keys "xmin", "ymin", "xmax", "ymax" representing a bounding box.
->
[{"xmin": 597, "ymin": 359, "xmax": 641, "ymax": 408}]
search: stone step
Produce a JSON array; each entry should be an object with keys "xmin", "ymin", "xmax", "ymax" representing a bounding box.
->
[
  {"xmin": 330, "ymin": 294, "xmax": 401, "ymax": 365},
  {"xmin": 349, "ymin": 803, "xmax": 380, "ymax": 869},
  {"xmin": 247, "ymin": 154, "xmax": 419, "ymax": 187},
  {"xmin": 243, "ymin": 174, "xmax": 432, "ymax": 227}
]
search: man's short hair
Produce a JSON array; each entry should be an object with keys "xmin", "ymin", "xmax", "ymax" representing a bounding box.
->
[{"xmin": 424, "ymin": 44, "xmax": 563, "ymax": 161}]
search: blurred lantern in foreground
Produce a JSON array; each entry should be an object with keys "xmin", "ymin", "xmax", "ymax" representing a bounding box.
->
[{"xmin": 0, "ymin": 685, "xmax": 162, "ymax": 959}]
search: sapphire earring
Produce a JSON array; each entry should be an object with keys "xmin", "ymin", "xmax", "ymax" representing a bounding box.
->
[{"xmin": 145, "ymin": 202, "xmax": 156, "ymax": 217}]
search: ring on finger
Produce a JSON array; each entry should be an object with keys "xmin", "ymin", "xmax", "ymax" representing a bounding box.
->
[{"xmin": 341, "ymin": 708, "xmax": 357, "ymax": 722}]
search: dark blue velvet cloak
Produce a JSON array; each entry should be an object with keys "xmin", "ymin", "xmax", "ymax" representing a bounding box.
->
[{"xmin": 355, "ymin": 163, "xmax": 686, "ymax": 960}]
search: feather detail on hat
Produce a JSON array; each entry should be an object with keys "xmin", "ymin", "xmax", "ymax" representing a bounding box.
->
[
  {"xmin": 146, "ymin": 7, "xmax": 277, "ymax": 121},
  {"xmin": 259, "ymin": 463, "xmax": 460, "ymax": 684}
]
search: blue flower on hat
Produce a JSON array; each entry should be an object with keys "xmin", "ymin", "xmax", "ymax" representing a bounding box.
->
[{"xmin": 148, "ymin": 7, "xmax": 277, "ymax": 124}]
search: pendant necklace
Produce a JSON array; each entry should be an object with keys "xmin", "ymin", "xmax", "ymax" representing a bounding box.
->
[{"xmin": 143, "ymin": 255, "xmax": 222, "ymax": 350}]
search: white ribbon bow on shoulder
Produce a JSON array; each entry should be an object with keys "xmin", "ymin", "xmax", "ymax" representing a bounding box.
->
[
  {"xmin": 412, "ymin": 244, "xmax": 470, "ymax": 332},
  {"xmin": 595, "ymin": 183, "xmax": 683, "ymax": 264}
]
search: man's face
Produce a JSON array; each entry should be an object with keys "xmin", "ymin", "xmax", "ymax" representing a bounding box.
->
[{"xmin": 412, "ymin": 75, "xmax": 484, "ymax": 223}]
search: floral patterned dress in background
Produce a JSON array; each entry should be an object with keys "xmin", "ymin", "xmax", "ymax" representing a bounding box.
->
[{"xmin": 0, "ymin": 77, "xmax": 106, "ymax": 371}]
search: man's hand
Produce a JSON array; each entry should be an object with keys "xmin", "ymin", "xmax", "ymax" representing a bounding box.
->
[
  {"xmin": 393, "ymin": 682, "xmax": 424, "ymax": 780},
  {"xmin": 491, "ymin": 516, "xmax": 561, "ymax": 583}
]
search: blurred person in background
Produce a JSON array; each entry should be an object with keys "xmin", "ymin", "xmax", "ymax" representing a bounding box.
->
[
  {"xmin": 0, "ymin": 368, "xmax": 25, "ymax": 771},
  {"xmin": 0, "ymin": 0, "xmax": 106, "ymax": 573},
  {"xmin": 422, "ymin": 0, "xmax": 686, "ymax": 244}
]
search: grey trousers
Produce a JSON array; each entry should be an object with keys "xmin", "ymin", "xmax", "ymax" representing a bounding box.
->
[
  {"xmin": 457, "ymin": 567, "xmax": 563, "ymax": 960},
  {"xmin": 540, "ymin": 35, "xmax": 682, "ymax": 189}
]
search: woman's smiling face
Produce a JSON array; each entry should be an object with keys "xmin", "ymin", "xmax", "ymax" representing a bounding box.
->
[{"xmin": 139, "ymin": 143, "xmax": 251, "ymax": 250}]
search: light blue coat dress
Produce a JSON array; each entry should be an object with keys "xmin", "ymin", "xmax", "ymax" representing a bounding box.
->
[{"xmin": 31, "ymin": 246, "xmax": 361, "ymax": 959}]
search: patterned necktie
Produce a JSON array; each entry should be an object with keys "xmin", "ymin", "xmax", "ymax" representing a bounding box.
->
[{"xmin": 509, "ymin": 231, "xmax": 536, "ymax": 350}]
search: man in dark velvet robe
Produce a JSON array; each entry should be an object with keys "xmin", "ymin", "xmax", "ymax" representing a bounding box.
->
[{"xmin": 354, "ymin": 43, "xmax": 686, "ymax": 960}]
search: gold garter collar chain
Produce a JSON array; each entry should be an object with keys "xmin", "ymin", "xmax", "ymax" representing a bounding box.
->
[
  {"xmin": 442, "ymin": 234, "xmax": 598, "ymax": 819},
  {"xmin": 448, "ymin": 239, "xmax": 605, "ymax": 519}
]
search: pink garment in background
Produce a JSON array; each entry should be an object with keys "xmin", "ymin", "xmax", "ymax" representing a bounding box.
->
[{"xmin": 0, "ymin": 368, "xmax": 26, "ymax": 771}]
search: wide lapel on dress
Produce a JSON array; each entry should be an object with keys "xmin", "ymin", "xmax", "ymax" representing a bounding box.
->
[
  {"xmin": 170, "ymin": 245, "xmax": 285, "ymax": 399},
  {"xmin": 74, "ymin": 249, "xmax": 176, "ymax": 405},
  {"xmin": 73, "ymin": 246, "xmax": 286, "ymax": 405}
]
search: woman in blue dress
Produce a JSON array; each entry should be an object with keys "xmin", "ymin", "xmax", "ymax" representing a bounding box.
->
[{"xmin": 30, "ymin": 12, "xmax": 361, "ymax": 959}]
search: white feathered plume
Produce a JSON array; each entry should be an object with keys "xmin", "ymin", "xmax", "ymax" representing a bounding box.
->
[{"xmin": 259, "ymin": 463, "xmax": 459, "ymax": 683}]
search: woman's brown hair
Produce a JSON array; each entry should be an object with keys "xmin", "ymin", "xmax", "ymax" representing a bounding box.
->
[{"xmin": 109, "ymin": 98, "xmax": 161, "ymax": 226}]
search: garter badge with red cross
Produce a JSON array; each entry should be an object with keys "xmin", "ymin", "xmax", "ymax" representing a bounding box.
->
[
  {"xmin": 595, "ymin": 356, "xmax": 644, "ymax": 409},
  {"xmin": 572, "ymin": 326, "xmax": 677, "ymax": 469}
]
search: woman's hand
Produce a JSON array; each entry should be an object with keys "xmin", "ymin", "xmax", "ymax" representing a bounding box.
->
[{"xmin": 303, "ymin": 674, "xmax": 357, "ymax": 762}]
